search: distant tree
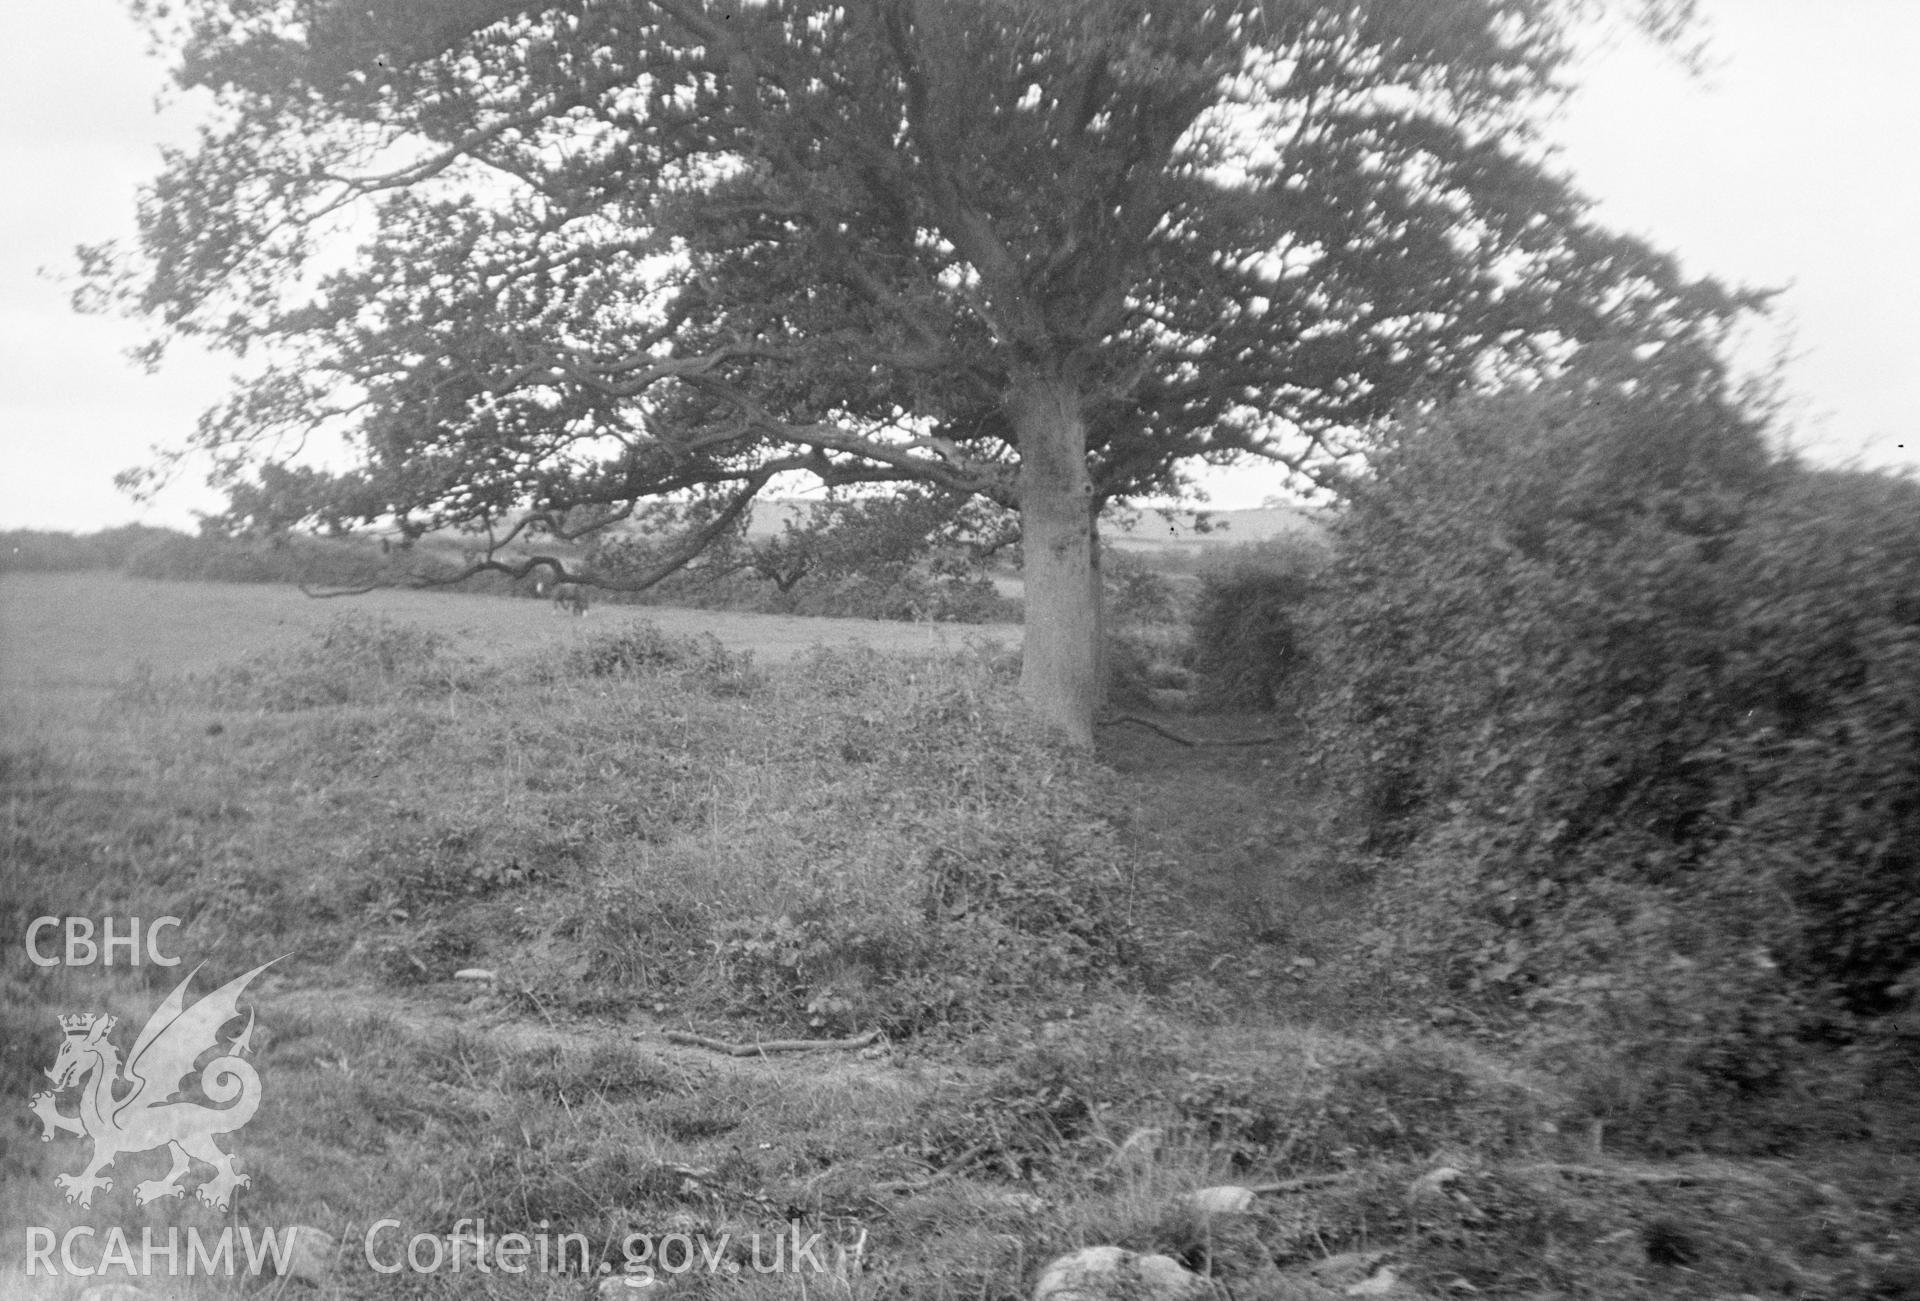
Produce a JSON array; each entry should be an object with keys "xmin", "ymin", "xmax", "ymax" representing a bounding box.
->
[{"xmin": 88, "ymin": 0, "xmax": 1757, "ymax": 743}]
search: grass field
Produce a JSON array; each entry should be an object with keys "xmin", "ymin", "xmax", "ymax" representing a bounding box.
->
[
  {"xmin": 0, "ymin": 573, "xmax": 1017, "ymax": 710},
  {"xmin": 2, "ymin": 577, "xmax": 1913, "ymax": 1301}
]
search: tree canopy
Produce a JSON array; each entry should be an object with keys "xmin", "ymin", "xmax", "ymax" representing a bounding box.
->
[{"xmin": 91, "ymin": 0, "xmax": 1759, "ymax": 742}]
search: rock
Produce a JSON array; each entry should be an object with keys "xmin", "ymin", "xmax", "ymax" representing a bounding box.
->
[
  {"xmin": 1033, "ymin": 1245, "xmax": 1211, "ymax": 1301},
  {"xmin": 278, "ymin": 1226, "xmax": 338, "ymax": 1283},
  {"xmin": 1181, "ymin": 1185, "xmax": 1257, "ymax": 1219},
  {"xmin": 1280, "ymin": 1255, "xmax": 1421, "ymax": 1299},
  {"xmin": 1344, "ymin": 1266, "xmax": 1405, "ymax": 1297},
  {"xmin": 453, "ymin": 968, "xmax": 497, "ymax": 982},
  {"xmin": 1305, "ymin": 1253, "xmax": 1390, "ymax": 1289}
]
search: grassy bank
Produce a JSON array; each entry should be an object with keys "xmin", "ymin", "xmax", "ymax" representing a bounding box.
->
[{"xmin": 3, "ymin": 602, "xmax": 1913, "ymax": 1300}]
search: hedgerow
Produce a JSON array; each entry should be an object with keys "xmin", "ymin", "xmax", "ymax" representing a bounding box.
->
[{"xmin": 1307, "ymin": 353, "xmax": 1919, "ymax": 1141}]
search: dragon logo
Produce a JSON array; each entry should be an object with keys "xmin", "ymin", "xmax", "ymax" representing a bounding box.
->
[{"xmin": 29, "ymin": 959, "xmax": 277, "ymax": 1211}]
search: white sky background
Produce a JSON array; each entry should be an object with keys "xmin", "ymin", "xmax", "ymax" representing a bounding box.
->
[{"xmin": 0, "ymin": 1, "xmax": 1915, "ymax": 531}]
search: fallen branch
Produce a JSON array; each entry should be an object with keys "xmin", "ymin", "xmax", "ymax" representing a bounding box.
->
[
  {"xmin": 1247, "ymin": 1173, "xmax": 1354, "ymax": 1195},
  {"xmin": 663, "ymin": 1029, "xmax": 881, "ymax": 1057},
  {"xmin": 298, "ymin": 581, "xmax": 388, "ymax": 598},
  {"xmin": 1099, "ymin": 714, "xmax": 1283, "ymax": 747},
  {"xmin": 866, "ymin": 1143, "xmax": 994, "ymax": 1195},
  {"xmin": 1514, "ymin": 1162, "xmax": 1709, "ymax": 1186}
]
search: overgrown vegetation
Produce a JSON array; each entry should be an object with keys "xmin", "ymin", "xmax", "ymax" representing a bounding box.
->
[
  {"xmin": 25, "ymin": 616, "xmax": 1181, "ymax": 1037},
  {"xmin": 5, "ymin": 576, "xmax": 1916, "ymax": 1297},
  {"xmin": 1297, "ymin": 354, "xmax": 1920, "ymax": 1152}
]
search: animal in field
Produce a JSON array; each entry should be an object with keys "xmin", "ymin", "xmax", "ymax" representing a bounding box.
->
[{"xmin": 535, "ymin": 579, "xmax": 591, "ymax": 615}]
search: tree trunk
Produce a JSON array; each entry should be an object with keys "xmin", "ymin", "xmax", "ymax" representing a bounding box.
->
[{"xmin": 1012, "ymin": 371, "xmax": 1101, "ymax": 748}]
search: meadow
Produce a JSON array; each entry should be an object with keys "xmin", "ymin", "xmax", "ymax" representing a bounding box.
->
[
  {"xmin": 0, "ymin": 574, "xmax": 1017, "ymax": 711},
  {"xmin": 1, "ymin": 575, "xmax": 1912, "ymax": 1300}
]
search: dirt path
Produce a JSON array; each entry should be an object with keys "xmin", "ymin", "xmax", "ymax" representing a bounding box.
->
[{"xmin": 1097, "ymin": 711, "xmax": 1328, "ymax": 946}]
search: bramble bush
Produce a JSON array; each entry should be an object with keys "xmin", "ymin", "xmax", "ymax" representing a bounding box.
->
[{"xmin": 1308, "ymin": 351, "xmax": 1919, "ymax": 1141}]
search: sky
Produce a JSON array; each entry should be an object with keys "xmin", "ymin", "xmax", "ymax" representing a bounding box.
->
[{"xmin": 1, "ymin": 1, "xmax": 1915, "ymax": 532}]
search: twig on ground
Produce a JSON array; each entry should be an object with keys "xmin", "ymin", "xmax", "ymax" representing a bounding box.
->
[
  {"xmin": 662, "ymin": 1029, "xmax": 881, "ymax": 1056},
  {"xmin": 1515, "ymin": 1162, "xmax": 1713, "ymax": 1186},
  {"xmin": 867, "ymin": 1142, "xmax": 994, "ymax": 1194},
  {"xmin": 298, "ymin": 582, "xmax": 387, "ymax": 598},
  {"xmin": 1099, "ymin": 713, "xmax": 1283, "ymax": 747},
  {"xmin": 1247, "ymin": 1173, "xmax": 1354, "ymax": 1195}
]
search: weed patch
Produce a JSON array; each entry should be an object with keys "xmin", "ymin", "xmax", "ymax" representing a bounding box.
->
[{"xmin": 188, "ymin": 613, "xmax": 488, "ymax": 710}]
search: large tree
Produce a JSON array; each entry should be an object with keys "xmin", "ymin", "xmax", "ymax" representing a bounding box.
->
[{"xmin": 91, "ymin": 0, "xmax": 1754, "ymax": 744}]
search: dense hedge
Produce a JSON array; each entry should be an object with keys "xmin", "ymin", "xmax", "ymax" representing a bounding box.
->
[
  {"xmin": 0, "ymin": 525, "xmax": 180, "ymax": 572},
  {"xmin": 1308, "ymin": 364, "xmax": 1919, "ymax": 1129},
  {"xmin": 0, "ymin": 526, "xmax": 478, "ymax": 589},
  {"xmin": 131, "ymin": 533, "xmax": 531, "ymax": 597}
]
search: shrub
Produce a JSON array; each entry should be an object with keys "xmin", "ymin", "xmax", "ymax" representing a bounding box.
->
[
  {"xmin": 1704, "ymin": 470, "xmax": 1920, "ymax": 1018},
  {"xmin": 200, "ymin": 614, "xmax": 480, "ymax": 709},
  {"xmin": 563, "ymin": 621, "xmax": 751, "ymax": 682},
  {"xmin": 1189, "ymin": 538, "xmax": 1326, "ymax": 711},
  {"xmin": 1102, "ymin": 547, "xmax": 1183, "ymax": 625},
  {"xmin": 1307, "ymin": 354, "xmax": 1919, "ymax": 1135}
]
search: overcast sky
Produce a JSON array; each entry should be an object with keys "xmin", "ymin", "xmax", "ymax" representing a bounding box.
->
[{"xmin": 1, "ymin": 1, "xmax": 1915, "ymax": 531}]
